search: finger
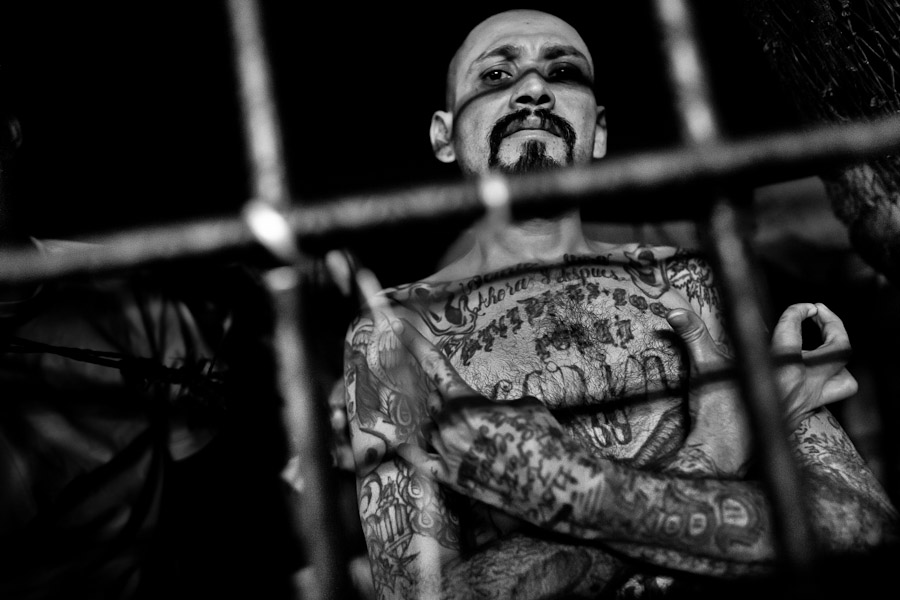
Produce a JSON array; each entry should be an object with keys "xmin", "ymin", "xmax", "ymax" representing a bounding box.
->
[
  {"xmin": 665, "ymin": 308, "xmax": 726, "ymax": 370},
  {"xmin": 802, "ymin": 303, "xmax": 852, "ymax": 377},
  {"xmin": 396, "ymin": 443, "xmax": 450, "ymax": 482},
  {"xmin": 771, "ymin": 303, "xmax": 818, "ymax": 355},
  {"xmin": 811, "ymin": 303, "xmax": 851, "ymax": 350},
  {"xmin": 391, "ymin": 318, "xmax": 477, "ymax": 401},
  {"xmin": 820, "ymin": 369, "xmax": 859, "ymax": 404},
  {"xmin": 354, "ymin": 266, "xmax": 396, "ymax": 327}
]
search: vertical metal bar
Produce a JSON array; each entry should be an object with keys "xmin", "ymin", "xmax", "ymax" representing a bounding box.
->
[
  {"xmin": 266, "ymin": 267, "xmax": 351, "ymax": 600},
  {"xmin": 225, "ymin": 2, "xmax": 350, "ymax": 598},
  {"xmin": 226, "ymin": 0, "xmax": 290, "ymax": 209},
  {"xmin": 651, "ymin": 0, "xmax": 818, "ymax": 578}
]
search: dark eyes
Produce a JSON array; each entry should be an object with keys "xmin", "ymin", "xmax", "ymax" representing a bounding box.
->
[
  {"xmin": 479, "ymin": 64, "xmax": 588, "ymax": 86},
  {"xmin": 548, "ymin": 64, "xmax": 587, "ymax": 83},
  {"xmin": 481, "ymin": 69, "xmax": 512, "ymax": 84}
]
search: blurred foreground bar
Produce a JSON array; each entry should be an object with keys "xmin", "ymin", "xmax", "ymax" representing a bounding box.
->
[{"xmin": 1, "ymin": 113, "xmax": 900, "ymax": 285}]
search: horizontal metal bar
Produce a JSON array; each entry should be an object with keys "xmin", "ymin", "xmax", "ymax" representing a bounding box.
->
[{"xmin": 1, "ymin": 114, "xmax": 899, "ymax": 285}]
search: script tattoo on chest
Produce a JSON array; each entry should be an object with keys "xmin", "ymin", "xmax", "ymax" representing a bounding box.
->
[{"xmin": 387, "ymin": 251, "xmax": 705, "ymax": 461}]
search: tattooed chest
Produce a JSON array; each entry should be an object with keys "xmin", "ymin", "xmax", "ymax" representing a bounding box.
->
[
  {"xmin": 449, "ymin": 291, "xmax": 687, "ymax": 461},
  {"xmin": 392, "ymin": 257, "xmax": 697, "ymax": 458},
  {"xmin": 447, "ymin": 287, "xmax": 685, "ymax": 403}
]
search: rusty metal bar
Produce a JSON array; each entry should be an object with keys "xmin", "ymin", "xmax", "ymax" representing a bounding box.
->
[
  {"xmin": 652, "ymin": 0, "xmax": 817, "ymax": 580},
  {"xmin": 225, "ymin": 2, "xmax": 349, "ymax": 598},
  {"xmin": 0, "ymin": 113, "xmax": 899, "ymax": 286}
]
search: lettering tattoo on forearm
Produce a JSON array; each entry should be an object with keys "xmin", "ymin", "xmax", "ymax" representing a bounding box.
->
[
  {"xmin": 603, "ymin": 474, "xmax": 765, "ymax": 554},
  {"xmin": 452, "ymin": 406, "xmax": 768, "ymax": 559}
]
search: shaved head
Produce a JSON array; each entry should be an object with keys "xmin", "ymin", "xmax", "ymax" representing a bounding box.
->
[
  {"xmin": 431, "ymin": 8, "xmax": 606, "ymax": 176},
  {"xmin": 444, "ymin": 10, "xmax": 594, "ymax": 110}
]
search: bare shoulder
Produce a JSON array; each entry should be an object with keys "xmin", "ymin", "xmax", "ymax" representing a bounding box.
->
[{"xmin": 342, "ymin": 281, "xmax": 437, "ymax": 475}]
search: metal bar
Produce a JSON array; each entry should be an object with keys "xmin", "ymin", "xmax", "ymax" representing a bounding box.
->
[
  {"xmin": 1, "ymin": 113, "xmax": 900, "ymax": 286},
  {"xmin": 265, "ymin": 268, "xmax": 352, "ymax": 600},
  {"xmin": 226, "ymin": 0, "xmax": 290, "ymax": 208},
  {"xmin": 706, "ymin": 197, "xmax": 818, "ymax": 562},
  {"xmin": 652, "ymin": 0, "xmax": 817, "ymax": 579},
  {"xmin": 225, "ymin": 2, "xmax": 349, "ymax": 598},
  {"xmin": 652, "ymin": 0, "xmax": 720, "ymax": 144}
]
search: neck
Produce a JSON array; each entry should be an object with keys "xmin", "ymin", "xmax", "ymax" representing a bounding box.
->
[{"xmin": 470, "ymin": 209, "xmax": 592, "ymax": 272}]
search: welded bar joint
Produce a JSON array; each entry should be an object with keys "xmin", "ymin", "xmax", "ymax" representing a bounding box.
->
[{"xmin": 226, "ymin": 2, "xmax": 348, "ymax": 597}]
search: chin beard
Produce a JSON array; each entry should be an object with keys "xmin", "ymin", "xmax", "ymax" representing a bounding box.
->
[
  {"xmin": 490, "ymin": 140, "xmax": 575, "ymax": 220},
  {"xmin": 490, "ymin": 140, "xmax": 568, "ymax": 174},
  {"xmin": 487, "ymin": 108, "xmax": 577, "ymax": 174}
]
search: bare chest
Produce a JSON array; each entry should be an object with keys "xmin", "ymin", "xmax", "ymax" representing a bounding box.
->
[{"xmin": 402, "ymin": 260, "xmax": 693, "ymax": 460}]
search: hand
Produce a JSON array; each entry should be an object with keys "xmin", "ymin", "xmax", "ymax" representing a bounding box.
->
[
  {"xmin": 771, "ymin": 302, "xmax": 857, "ymax": 431},
  {"xmin": 668, "ymin": 302, "xmax": 857, "ymax": 439},
  {"xmin": 665, "ymin": 308, "xmax": 751, "ymax": 475},
  {"xmin": 390, "ymin": 318, "xmax": 585, "ymax": 521}
]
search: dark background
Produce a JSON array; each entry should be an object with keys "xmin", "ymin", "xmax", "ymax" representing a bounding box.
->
[
  {"xmin": 0, "ymin": 1, "xmax": 802, "ymax": 286},
  {"xmin": 3, "ymin": 3, "xmax": 899, "ymax": 594}
]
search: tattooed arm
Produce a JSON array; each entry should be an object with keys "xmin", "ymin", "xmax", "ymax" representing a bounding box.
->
[
  {"xmin": 659, "ymin": 248, "xmax": 755, "ymax": 478},
  {"xmin": 395, "ymin": 306, "xmax": 899, "ymax": 577},
  {"xmin": 625, "ymin": 245, "xmax": 751, "ymax": 476},
  {"xmin": 344, "ymin": 311, "xmax": 458, "ymax": 599},
  {"xmin": 345, "ymin": 311, "xmax": 630, "ymax": 599}
]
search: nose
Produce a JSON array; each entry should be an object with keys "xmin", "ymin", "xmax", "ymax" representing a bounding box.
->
[{"xmin": 509, "ymin": 70, "xmax": 555, "ymax": 110}]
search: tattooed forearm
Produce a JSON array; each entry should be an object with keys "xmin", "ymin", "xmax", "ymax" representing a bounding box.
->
[
  {"xmin": 790, "ymin": 410, "xmax": 900, "ymax": 552},
  {"xmin": 450, "ymin": 403, "xmax": 772, "ymax": 566},
  {"xmin": 453, "ymin": 405, "xmax": 897, "ymax": 575},
  {"xmin": 358, "ymin": 461, "xmax": 461, "ymax": 598}
]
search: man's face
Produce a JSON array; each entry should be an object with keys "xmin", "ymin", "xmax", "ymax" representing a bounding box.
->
[{"xmin": 432, "ymin": 10, "xmax": 606, "ymax": 176}]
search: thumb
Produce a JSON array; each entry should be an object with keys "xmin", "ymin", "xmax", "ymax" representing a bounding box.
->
[{"xmin": 666, "ymin": 308, "xmax": 723, "ymax": 369}]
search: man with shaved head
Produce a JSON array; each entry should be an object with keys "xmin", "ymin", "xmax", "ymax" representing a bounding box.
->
[{"xmin": 342, "ymin": 9, "xmax": 898, "ymax": 599}]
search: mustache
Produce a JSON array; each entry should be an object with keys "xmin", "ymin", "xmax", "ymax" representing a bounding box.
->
[{"xmin": 488, "ymin": 108, "xmax": 577, "ymax": 160}]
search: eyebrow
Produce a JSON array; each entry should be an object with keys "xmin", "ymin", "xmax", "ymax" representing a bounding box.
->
[
  {"xmin": 469, "ymin": 43, "xmax": 592, "ymax": 74},
  {"xmin": 542, "ymin": 44, "xmax": 589, "ymax": 64},
  {"xmin": 472, "ymin": 44, "xmax": 521, "ymax": 67}
]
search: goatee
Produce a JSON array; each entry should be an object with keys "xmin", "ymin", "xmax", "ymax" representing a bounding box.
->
[
  {"xmin": 487, "ymin": 108, "xmax": 577, "ymax": 173},
  {"xmin": 495, "ymin": 140, "xmax": 560, "ymax": 174}
]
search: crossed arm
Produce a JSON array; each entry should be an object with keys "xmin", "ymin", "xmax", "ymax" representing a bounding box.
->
[
  {"xmin": 345, "ymin": 303, "xmax": 898, "ymax": 599},
  {"xmin": 395, "ymin": 303, "xmax": 897, "ymax": 563},
  {"xmin": 345, "ymin": 313, "xmax": 631, "ymax": 599}
]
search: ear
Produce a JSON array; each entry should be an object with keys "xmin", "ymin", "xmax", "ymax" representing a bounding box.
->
[
  {"xmin": 592, "ymin": 106, "xmax": 607, "ymax": 159},
  {"xmin": 430, "ymin": 110, "xmax": 456, "ymax": 163}
]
